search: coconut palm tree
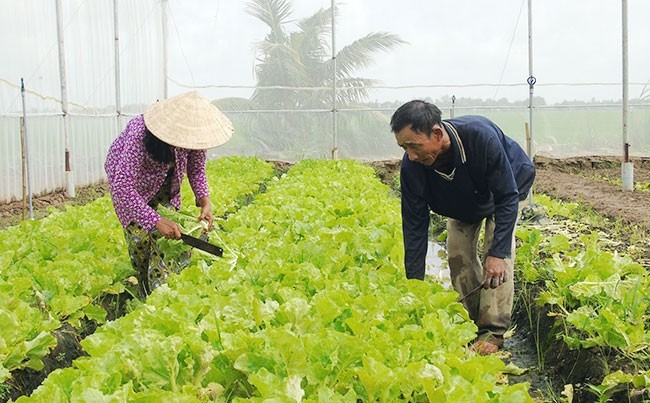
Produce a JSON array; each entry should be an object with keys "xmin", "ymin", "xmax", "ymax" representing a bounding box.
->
[{"xmin": 214, "ymin": 0, "xmax": 406, "ymax": 160}]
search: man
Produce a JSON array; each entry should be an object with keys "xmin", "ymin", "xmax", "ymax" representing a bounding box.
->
[{"xmin": 390, "ymin": 100, "xmax": 535, "ymax": 355}]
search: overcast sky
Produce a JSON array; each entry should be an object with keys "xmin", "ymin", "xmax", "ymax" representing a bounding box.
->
[{"xmin": 167, "ymin": 0, "xmax": 650, "ymax": 104}]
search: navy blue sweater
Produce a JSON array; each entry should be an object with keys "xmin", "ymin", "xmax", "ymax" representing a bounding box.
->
[{"xmin": 400, "ymin": 115, "xmax": 535, "ymax": 280}]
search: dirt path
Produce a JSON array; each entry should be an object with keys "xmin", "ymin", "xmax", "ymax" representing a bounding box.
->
[
  {"xmin": 533, "ymin": 155, "xmax": 650, "ymax": 230},
  {"xmin": 0, "ymin": 183, "xmax": 109, "ymax": 230}
]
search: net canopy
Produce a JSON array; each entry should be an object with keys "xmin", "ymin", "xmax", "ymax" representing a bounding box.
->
[{"xmin": 0, "ymin": 0, "xmax": 649, "ymax": 203}]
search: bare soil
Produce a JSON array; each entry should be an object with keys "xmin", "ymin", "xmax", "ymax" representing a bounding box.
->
[
  {"xmin": 533, "ymin": 155, "xmax": 650, "ymax": 231},
  {"xmin": 0, "ymin": 182, "xmax": 109, "ymax": 230}
]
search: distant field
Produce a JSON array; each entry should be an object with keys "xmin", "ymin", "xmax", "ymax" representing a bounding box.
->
[{"xmin": 474, "ymin": 105, "xmax": 650, "ymax": 157}]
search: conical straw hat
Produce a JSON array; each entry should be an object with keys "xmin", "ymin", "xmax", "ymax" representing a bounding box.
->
[{"xmin": 144, "ymin": 91, "xmax": 234, "ymax": 150}]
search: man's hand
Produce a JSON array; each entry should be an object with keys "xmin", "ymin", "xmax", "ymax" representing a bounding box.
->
[
  {"xmin": 155, "ymin": 218, "xmax": 183, "ymax": 239},
  {"xmin": 483, "ymin": 256, "xmax": 507, "ymax": 289}
]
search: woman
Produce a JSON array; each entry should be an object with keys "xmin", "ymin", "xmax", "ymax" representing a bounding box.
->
[{"xmin": 105, "ymin": 91, "xmax": 233, "ymax": 298}]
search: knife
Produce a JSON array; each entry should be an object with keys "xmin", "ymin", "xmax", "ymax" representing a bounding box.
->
[
  {"xmin": 458, "ymin": 283, "xmax": 483, "ymax": 303},
  {"xmin": 180, "ymin": 233, "xmax": 223, "ymax": 257}
]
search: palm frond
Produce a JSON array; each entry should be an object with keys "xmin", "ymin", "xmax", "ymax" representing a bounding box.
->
[
  {"xmin": 246, "ymin": 0, "xmax": 293, "ymax": 42},
  {"xmin": 296, "ymin": 6, "xmax": 332, "ymax": 44},
  {"xmin": 336, "ymin": 77, "xmax": 379, "ymax": 104},
  {"xmin": 335, "ymin": 32, "xmax": 407, "ymax": 78},
  {"xmin": 291, "ymin": 7, "xmax": 333, "ymax": 84},
  {"xmin": 254, "ymin": 44, "xmax": 307, "ymax": 83},
  {"xmin": 212, "ymin": 97, "xmax": 257, "ymax": 112},
  {"xmin": 246, "ymin": 3, "xmax": 405, "ymax": 110}
]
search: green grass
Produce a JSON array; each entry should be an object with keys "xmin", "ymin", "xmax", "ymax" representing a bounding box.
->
[{"xmin": 468, "ymin": 107, "xmax": 650, "ymax": 156}]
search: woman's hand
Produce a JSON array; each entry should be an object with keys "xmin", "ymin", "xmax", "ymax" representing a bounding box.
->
[
  {"xmin": 155, "ymin": 218, "xmax": 183, "ymax": 239},
  {"xmin": 198, "ymin": 196, "xmax": 214, "ymax": 230}
]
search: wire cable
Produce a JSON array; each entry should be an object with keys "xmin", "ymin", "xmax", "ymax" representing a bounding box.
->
[
  {"xmin": 493, "ymin": 0, "xmax": 527, "ymax": 100},
  {"xmin": 167, "ymin": 2, "xmax": 195, "ymax": 88}
]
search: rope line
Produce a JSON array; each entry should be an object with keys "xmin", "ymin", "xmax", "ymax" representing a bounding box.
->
[
  {"xmin": 2, "ymin": 74, "xmax": 648, "ymax": 113},
  {"xmin": 494, "ymin": 0, "xmax": 527, "ymax": 100}
]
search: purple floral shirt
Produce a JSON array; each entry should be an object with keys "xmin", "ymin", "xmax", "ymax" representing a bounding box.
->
[{"xmin": 105, "ymin": 114, "xmax": 209, "ymax": 231}]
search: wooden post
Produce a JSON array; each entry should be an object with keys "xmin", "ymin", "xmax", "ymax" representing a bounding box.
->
[{"xmin": 525, "ymin": 122, "xmax": 533, "ymax": 204}]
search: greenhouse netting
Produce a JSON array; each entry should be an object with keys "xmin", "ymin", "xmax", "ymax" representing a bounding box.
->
[{"xmin": 1, "ymin": 0, "xmax": 649, "ymax": 203}]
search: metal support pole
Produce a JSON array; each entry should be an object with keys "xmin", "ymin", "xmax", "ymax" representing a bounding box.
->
[
  {"xmin": 526, "ymin": 0, "xmax": 536, "ymax": 204},
  {"xmin": 527, "ymin": 0, "xmax": 534, "ymax": 162},
  {"xmin": 450, "ymin": 95, "xmax": 456, "ymax": 118},
  {"xmin": 114, "ymin": 0, "xmax": 122, "ymax": 116},
  {"xmin": 56, "ymin": 0, "xmax": 75, "ymax": 198},
  {"xmin": 20, "ymin": 78, "xmax": 34, "ymax": 220},
  {"xmin": 527, "ymin": 77, "xmax": 536, "ymax": 160},
  {"xmin": 331, "ymin": 0, "xmax": 338, "ymax": 160},
  {"xmin": 621, "ymin": 0, "xmax": 634, "ymax": 191},
  {"xmin": 162, "ymin": 0, "xmax": 169, "ymax": 99}
]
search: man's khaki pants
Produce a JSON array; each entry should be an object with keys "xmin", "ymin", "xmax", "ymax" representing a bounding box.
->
[{"xmin": 446, "ymin": 215, "xmax": 517, "ymax": 344}]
